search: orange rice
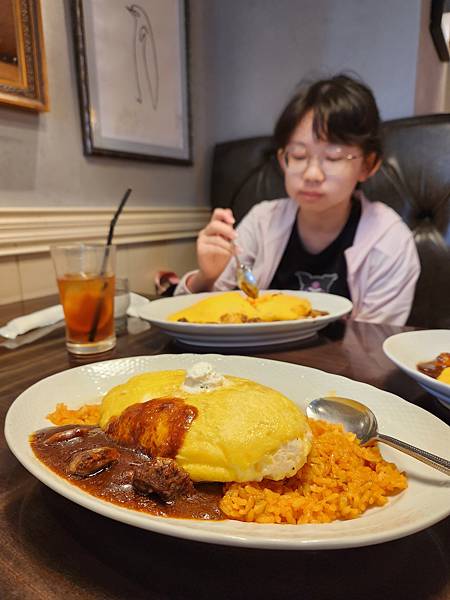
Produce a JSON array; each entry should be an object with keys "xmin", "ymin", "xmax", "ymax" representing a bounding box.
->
[
  {"xmin": 47, "ymin": 402, "xmax": 101, "ymax": 426},
  {"xmin": 220, "ymin": 419, "xmax": 407, "ymax": 524}
]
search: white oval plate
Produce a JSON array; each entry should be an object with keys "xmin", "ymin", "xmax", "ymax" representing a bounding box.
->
[
  {"xmin": 136, "ymin": 291, "xmax": 352, "ymax": 347},
  {"xmin": 383, "ymin": 330, "xmax": 450, "ymax": 409},
  {"xmin": 5, "ymin": 354, "xmax": 450, "ymax": 550}
]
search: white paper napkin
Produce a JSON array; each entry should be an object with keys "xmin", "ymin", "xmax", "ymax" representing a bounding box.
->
[
  {"xmin": 0, "ymin": 293, "xmax": 151, "ymax": 339},
  {"xmin": 127, "ymin": 292, "xmax": 150, "ymax": 318},
  {"xmin": 0, "ymin": 305, "xmax": 64, "ymax": 339}
]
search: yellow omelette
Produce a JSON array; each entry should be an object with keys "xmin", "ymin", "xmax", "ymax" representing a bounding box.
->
[
  {"xmin": 99, "ymin": 369, "xmax": 312, "ymax": 483},
  {"xmin": 168, "ymin": 291, "xmax": 312, "ymax": 323}
]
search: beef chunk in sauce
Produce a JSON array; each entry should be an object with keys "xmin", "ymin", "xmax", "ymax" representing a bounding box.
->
[
  {"xmin": 44, "ymin": 426, "xmax": 91, "ymax": 445},
  {"xmin": 68, "ymin": 447, "xmax": 120, "ymax": 476},
  {"xmin": 132, "ymin": 457, "xmax": 195, "ymax": 502}
]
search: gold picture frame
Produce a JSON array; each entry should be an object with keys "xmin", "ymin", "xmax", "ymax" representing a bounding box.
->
[{"xmin": 0, "ymin": 0, "xmax": 49, "ymax": 111}]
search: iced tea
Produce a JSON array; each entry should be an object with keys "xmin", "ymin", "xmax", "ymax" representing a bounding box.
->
[
  {"xmin": 51, "ymin": 243, "xmax": 116, "ymax": 354},
  {"xmin": 58, "ymin": 273, "xmax": 115, "ymax": 349}
]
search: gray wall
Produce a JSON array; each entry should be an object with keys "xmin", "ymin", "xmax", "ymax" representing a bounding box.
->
[
  {"xmin": 0, "ymin": 0, "xmax": 447, "ymax": 210},
  {"xmin": 205, "ymin": 0, "xmax": 424, "ymax": 143},
  {"xmin": 0, "ymin": 0, "xmax": 212, "ymax": 208}
]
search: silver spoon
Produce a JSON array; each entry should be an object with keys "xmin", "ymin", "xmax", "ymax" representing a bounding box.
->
[
  {"xmin": 306, "ymin": 396, "xmax": 450, "ymax": 476},
  {"xmin": 231, "ymin": 242, "xmax": 259, "ymax": 299}
]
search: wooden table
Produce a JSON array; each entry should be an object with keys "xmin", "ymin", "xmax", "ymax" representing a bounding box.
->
[{"xmin": 1, "ymin": 297, "xmax": 449, "ymax": 600}]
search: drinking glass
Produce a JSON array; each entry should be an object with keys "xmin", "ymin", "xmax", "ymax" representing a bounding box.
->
[
  {"xmin": 50, "ymin": 243, "xmax": 116, "ymax": 354},
  {"xmin": 114, "ymin": 277, "xmax": 130, "ymax": 317},
  {"xmin": 114, "ymin": 277, "xmax": 130, "ymax": 333}
]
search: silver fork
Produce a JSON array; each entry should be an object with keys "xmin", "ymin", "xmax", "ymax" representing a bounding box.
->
[{"xmin": 232, "ymin": 243, "xmax": 259, "ymax": 299}]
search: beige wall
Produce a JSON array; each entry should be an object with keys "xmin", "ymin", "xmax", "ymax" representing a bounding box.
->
[
  {"xmin": 0, "ymin": 239, "xmax": 198, "ymax": 305},
  {"xmin": 446, "ymin": 76, "xmax": 450, "ymax": 111},
  {"xmin": 0, "ymin": 205, "xmax": 209, "ymax": 304},
  {"xmin": 415, "ymin": 0, "xmax": 449, "ymax": 114}
]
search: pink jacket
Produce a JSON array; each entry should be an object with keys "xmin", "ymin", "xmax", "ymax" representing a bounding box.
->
[{"xmin": 175, "ymin": 194, "xmax": 420, "ymax": 326}]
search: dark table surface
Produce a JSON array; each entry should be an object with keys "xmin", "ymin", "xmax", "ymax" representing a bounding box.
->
[{"xmin": 0, "ymin": 296, "xmax": 449, "ymax": 600}]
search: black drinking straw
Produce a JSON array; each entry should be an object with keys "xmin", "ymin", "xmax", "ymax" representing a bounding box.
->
[{"xmin": 88, "ymin": 188, "xmax": 132, "ymax": 342}]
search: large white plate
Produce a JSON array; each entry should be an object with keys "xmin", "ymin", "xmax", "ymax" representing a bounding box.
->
[
  {"xmin": 5, "ymin": 354, "xmax": 450, "ymax": 550},
  {"xmin": 136, "ymin": 291, "xmax": 352, "ymax": 347},
  {"xmin": 383, "ymin": 330, "xmax": 450, "ymax": 409}
]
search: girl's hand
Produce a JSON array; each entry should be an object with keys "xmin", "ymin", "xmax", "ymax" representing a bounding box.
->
[{"xmin": 187, "ymin": 208, "xmax": 237, "ymax": 292}]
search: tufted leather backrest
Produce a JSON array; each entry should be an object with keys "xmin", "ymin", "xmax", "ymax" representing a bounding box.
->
[{"xmin": 210, "ymin": 114, "xmax": 450, "ymax": 328}]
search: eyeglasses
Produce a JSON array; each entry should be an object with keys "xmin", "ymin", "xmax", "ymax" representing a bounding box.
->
[{"xmin": 284, "ymin": 143, "xmax": 362, "ymax": 176}]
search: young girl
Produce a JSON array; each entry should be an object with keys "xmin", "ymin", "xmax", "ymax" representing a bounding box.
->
[{"xmin": 175, "ymin": 74, "xmax": 420, "ymax": 325}]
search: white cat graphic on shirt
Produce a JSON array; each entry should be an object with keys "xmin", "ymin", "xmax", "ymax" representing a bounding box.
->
[{"xmin": 295, "ymin": 271, "xmax": 338, "ymax": 293}]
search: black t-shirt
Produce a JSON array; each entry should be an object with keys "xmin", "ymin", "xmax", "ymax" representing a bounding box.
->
[{"xmin": 269, "ymin": 198, "xmax": 361, "ymax": 299}]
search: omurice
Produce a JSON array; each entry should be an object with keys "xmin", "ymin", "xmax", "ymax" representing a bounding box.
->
[
  {"xmin": 32, "ymin": 362, "xmax": 407, "ymax": 524},
  {"xmin": 167, "ymin": 291, "xmax": 327, "ymax": 324},
  {"xmin": 100, "ymin": 362, "xmax": 312, "ymax": 483}
]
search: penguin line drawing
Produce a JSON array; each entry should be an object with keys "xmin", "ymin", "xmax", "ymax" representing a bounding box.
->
[{"xmin": 126, "ymin": 4, "xmax": 159, "ymax": 109}]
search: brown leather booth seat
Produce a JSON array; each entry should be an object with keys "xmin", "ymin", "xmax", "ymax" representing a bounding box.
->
[{"xmin": 210, "ymin": 114, "xmax": 450, "ymax": 328}]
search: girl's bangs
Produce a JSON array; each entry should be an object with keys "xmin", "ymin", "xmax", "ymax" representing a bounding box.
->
[{"xmin": 312, "ymin": 106, "xmax": 366, "ymax": 148}]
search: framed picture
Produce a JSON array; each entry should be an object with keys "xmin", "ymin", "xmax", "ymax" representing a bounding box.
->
[
  {"xmin": 0, "ymin": 0, "xmax": 49, "ymax": 111},
  {"xmin": 430, "ymin": 0, "xmax": 450, "ymax": 62},
  {"xmin": 72, "ymin": 0, "xmax": 191, "ymax": 164}
]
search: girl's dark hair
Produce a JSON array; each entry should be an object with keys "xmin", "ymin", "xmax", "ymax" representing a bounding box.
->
[{"xmin": 273, "ymin": 74, "xmax": 382, "ymax": 161}]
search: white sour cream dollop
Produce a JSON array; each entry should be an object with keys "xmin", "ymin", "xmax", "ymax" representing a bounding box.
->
[{"xmin": 182, "ymin": 362, "xmax": 226, "ymax": 393}]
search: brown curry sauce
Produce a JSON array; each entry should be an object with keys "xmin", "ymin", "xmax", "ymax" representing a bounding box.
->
[
  {"xmin": 417, "ymin": 352, "xmax": 450, "ymax": 380},
  {"xmin": 31, "ymin": 423, "xmax": 225, "ymax": 520}
]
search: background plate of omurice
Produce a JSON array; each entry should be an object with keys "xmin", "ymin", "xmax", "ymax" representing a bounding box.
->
[
  {"xmin": 135, "ymin": 290, "xmax": 353, "ymax": 348},
  {"xmin": 5, "ymin": 354, "xmax": 450, "ymax": 550},
  {"xmin": 383, "ymin": 330, "xmax": 450, "ymax": 409}
]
